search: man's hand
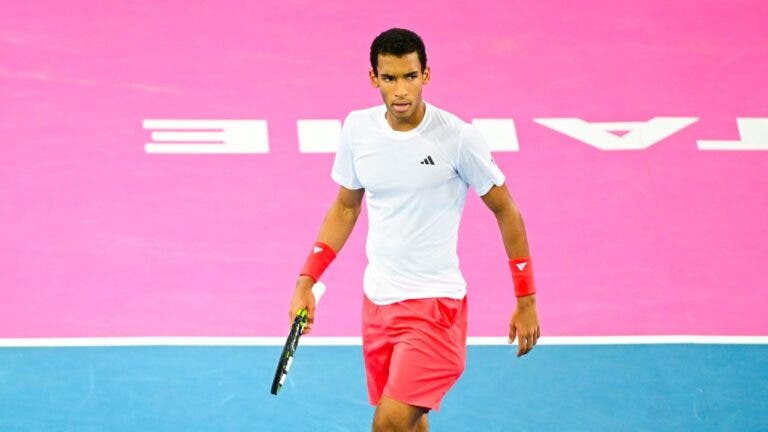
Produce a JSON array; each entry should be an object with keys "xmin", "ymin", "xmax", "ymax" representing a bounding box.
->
[
  {"xmin": 288, "ymin": 276, "xmax": 317, "ymax": 334},
  {"xmin": 509, "ymin": 295, "xmax": 540, "ymax": 357}
]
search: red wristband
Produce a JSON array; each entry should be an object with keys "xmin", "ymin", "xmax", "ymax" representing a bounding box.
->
[
  {"xmin": 299, "ymin": 241, "xmax": 337, "ymax": 282},
  {"xmin": 509, "ymin": 256, "xmax": 536, "ymax": 297}
]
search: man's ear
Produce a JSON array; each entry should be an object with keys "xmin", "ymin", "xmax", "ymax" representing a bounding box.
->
[
  {"xmin": 369, "ymin": 69, "xmax": 379, "ymax": 88},
  {"xmin": 422, "ymin": 66, "xmax": 431, "ymax": 85}
]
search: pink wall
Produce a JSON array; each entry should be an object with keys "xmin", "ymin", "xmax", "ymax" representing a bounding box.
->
[{"xmin": 1, "ymin": 1, "xmax": 766, "ymax": 337}]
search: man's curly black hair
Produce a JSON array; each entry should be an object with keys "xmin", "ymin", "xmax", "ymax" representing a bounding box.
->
[{"xmin": 370, "ymin": 28, "xmax": 427, "ymax": 76}]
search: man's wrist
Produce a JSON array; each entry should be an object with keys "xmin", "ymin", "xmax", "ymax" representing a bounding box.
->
[
  {"xmin": 299, "ymin": 241, "xmax": 337, "ymax": 282},
  {"xmin": 509, "ymin": 256, "xmax": 536, "ymax": 297},
  {"xmin": 296, "ymin": 275, "xmax": 315, "ymax": 286},
  {"xmin": 516, "ymin": 294, "xmax": 536, "ymax": 308}
]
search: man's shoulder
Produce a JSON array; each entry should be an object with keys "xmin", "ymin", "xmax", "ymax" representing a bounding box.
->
[
  {"xmin": 344, "ymin": 104, "xmax": 385, "ymax": 125},
  {"xmin": 425, "ymin": 103, "xmax": 471, "ymax": 134}
]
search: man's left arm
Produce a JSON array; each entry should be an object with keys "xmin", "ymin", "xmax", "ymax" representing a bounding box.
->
[{"xmin": 480, "ymin": 183, "xmax": 541, "ymax": 357}]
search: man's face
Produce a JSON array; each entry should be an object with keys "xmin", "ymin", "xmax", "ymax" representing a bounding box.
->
[{"xmin": 370, "ymin": 52, "xmax": 430, "ymax": 125}]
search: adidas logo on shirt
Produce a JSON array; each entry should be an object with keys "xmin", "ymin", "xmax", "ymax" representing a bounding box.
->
[{"xmin": 419, "ymin": 155, "xmax": 436, "ymax": 165}]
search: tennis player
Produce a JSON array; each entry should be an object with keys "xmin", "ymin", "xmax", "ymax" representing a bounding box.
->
[{"xmin": 288, "ymin": 28, "xmax": 540, "ymax": 432}]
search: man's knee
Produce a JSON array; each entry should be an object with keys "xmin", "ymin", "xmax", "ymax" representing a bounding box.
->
[
  {"xmin": 372, "ymin": 396, "xmax": 427, "ymax": 432},
  {"xmin": 372, "ymin": 414, "xmax": 427, "ymax": 432},
  {"xmin": 372, "ymin": 413, "xmax": 404, "ymax": 432}
]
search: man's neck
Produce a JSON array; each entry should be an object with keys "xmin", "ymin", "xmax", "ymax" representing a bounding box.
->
[{"xmin": 386, "ymin": 102, "xmax": 426, "ymax": 132}]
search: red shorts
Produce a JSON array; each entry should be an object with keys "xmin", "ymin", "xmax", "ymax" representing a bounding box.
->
[{"xmin": 362, "ymin": 295, "xmax": 468, "ymax": 411}]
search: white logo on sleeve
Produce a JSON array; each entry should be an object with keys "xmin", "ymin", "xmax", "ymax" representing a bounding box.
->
[
  {"xmin": 516, "ymin": 262, "xmax": 528, "ymax": 271},
  {"xmin": 313, "ymin": 246, "xmax": 323, "ymax": 253}
]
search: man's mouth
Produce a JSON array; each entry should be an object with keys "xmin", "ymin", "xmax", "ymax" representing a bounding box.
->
[{"xmin": 392, "ymin": 102, "xmax": 411, "ymax": 113}]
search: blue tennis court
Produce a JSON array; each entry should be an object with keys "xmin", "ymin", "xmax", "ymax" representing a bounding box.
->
[{"xmin": 2, "ymin": 344, "xmax": 766, "ymax": 431}]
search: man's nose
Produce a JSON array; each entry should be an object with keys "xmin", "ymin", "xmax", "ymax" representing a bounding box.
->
[{"xmin": 395, "ymin": 79, "xmax": 408, "ymax": 96}]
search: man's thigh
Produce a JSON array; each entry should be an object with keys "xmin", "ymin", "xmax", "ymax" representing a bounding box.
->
[{"xmin": 366, "ymin": 296, "xmax": 468, "ymax": 411}]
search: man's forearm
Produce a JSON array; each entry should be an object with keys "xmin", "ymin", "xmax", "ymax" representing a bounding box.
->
[
  {"xmin": 495, "ymin": 205, "xmax": 537, "ymax": 303},
  {"xmin": 316, "ymin": 200, "xmax": 361, "ymax": 254},
  {"xmin": 494, "ymin": 204, "xmax": 530, "ymax": 260}
]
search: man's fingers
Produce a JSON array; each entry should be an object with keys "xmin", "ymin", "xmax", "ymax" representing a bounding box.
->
[
  {"xmin": 301, "ymin": 316, "xmax": 312, "ymax": 334},
  {"xmin": 517, "ymin": 334, "xmax": 528, "ymax": 357},
  {"xmin": 510, "ymin": 305, "xmax": 540, "ymax": 357},
  {"xmin": 302, "ymin": 303, "xmax": 317, "ymax": 334},
  {"xmin": 307, "ymin": 304, "xmax": 316, "ymax": 323},
  {"xmin": 515, "ymin": 329, "xmax": 541, "ymax": 357}
]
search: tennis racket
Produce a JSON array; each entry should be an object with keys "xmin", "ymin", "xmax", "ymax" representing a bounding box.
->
[{"xmin": 270, "ymin": 281, "xmax": 326, "ymax": 395}]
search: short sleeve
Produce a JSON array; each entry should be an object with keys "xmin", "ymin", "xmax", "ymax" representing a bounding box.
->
[
  {"xmin": 331, "ymin": 113, "xmax": 363, "ymax": 190},
  {"xmin": 457, "ymin": 124, "xmax": 505, "ymax": 196}
]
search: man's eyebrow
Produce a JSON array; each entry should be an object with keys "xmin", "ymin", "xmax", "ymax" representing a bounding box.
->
[{"xmin": 380, "ymin": 71, "xmax": 420, "ymax": 77}]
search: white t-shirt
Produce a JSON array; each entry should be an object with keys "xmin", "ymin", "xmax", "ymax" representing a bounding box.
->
[{"xmin": 331, "ymin": 102, "xmax": 505, "ymax": 305}]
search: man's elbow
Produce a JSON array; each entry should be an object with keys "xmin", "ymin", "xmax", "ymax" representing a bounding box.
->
[
  {"xmin": 346, "ymin": 205, "xmax": 362, "ymax": 222},
  {"xmin": 336, "ymin": 200, "xmax": 362, "ymax": 223},
  {"xmin": 493, "ymin": 200, "xmax": 522, "ymax": 222}
]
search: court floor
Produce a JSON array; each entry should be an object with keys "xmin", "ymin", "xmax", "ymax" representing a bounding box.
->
[{"xmin": 1, "ymin": 344, "xmax": 766, "ymax": 431}]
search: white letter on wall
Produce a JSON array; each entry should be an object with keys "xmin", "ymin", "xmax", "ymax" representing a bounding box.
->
[
  {"xmin": 144, "ymin": 119, "xmax": 269, "ymax": 154},
  {"xmin": 533, "ymin": 117, "xmax": 698, "ymax": 150},
  {"xmin": 697, "ymin": 118, "xmax": 768, "ymax": 150},
  {"xmin": 297, "ymin": 120, "xmax": 342, "ymax": 153}
]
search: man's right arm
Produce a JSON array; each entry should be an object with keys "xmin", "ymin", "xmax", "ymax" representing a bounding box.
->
[
  {"xmin": 288, "ymin": 186, "xmax": 364, "ymax": 331},
  {"xmin": 310, "ymin": 185, "xmax": 365, "ymax": 255}
]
